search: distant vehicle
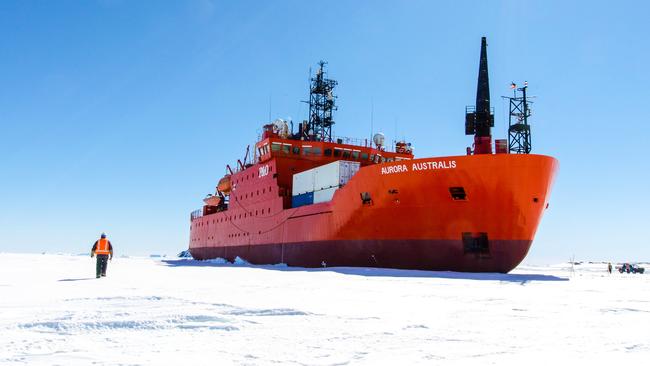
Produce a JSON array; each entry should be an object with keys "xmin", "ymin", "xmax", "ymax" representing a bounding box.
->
[{"xmin": 616, "ymin": 263, "xmax": 645, "ymax": 274}]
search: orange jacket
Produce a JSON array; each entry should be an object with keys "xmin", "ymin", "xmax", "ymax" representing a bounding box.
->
[{"xmin": 93, "ymin": 238, "xmax": 112, "ymax": 255}]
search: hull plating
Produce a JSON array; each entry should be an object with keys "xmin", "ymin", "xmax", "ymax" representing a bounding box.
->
[{"xmin": 189, "ymin": 153, "xmax": 558, "ymax": 272}]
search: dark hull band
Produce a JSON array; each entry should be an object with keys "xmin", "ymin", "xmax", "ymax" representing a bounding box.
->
[{"xmin": 190, "ymin": 239, "xmax": 532, "ymax": 273}]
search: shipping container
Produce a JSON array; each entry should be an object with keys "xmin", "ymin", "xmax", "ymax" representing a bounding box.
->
[
  {"xmin": 312, "ymin": 161, "xmax": 341, "ymax": 191},
  {"xmin": 337, "ymin": 161, "xmax": 360, "ymax": 187},
  {"xmin": 292, "ymin": 168, "xmax": 315, "ymax": 195},
  {"xmin": 315, "ymin": 160, "xmax": 360, "ymax": 190},
  {"xmin": 313, "ymin": 187, "xmax": 338, "ymax": 204},
  {"xmin": 291, "ymin": 191, "xmax": 314, "ymax": 208},
  {"xmin": 292, "ymin": 160, "xmax": 360, "ymax": 197}
]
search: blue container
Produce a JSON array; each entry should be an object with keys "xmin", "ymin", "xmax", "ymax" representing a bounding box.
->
[{"xmin": 292, "ymin": 191, "xmax": 314, "ymax": 208}]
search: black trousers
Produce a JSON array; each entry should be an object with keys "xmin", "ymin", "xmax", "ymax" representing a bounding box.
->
[{"xmin": 96, "ymin": 255, "xmax": 109, "ymax": 278}]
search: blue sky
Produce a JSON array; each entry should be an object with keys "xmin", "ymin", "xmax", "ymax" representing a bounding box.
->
[{"xmin": 0, "ymin": 1, "xmax": 648, "ymax": 262}]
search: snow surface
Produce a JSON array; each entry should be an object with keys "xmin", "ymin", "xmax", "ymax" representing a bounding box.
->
[{"xmin": 0, "ymin": 253, "xmax": 648, "ymax": 365}]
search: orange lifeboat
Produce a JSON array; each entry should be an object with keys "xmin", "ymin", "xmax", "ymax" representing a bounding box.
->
[
  {"xmin": 203, "ymin": 195, "xmax": 222, "ymax": 206},
  {"xmin": 217, "ymin": 175, "xmax": 232, "ymax": 195}
]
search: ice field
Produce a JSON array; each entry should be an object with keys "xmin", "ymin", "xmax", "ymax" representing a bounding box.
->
[{"xmin": 0, "ymin": 253, "xmax": 648, "ymax": 365}]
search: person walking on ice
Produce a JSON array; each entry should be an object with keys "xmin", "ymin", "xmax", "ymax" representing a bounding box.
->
[{"xmin": 91, "ymin": 233, "xmax": 113, "ymax": 278}]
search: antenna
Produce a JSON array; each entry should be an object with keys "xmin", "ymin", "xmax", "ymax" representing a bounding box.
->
[
  {"xmin": 303, "ymin": 60, "xmax": 338, "ymax": 142},
  {"xmin": 394, "ymin": 117, "xmax": 398, "ymax": 143},
  {"xmin": 504, "ymin": 81, "xmax": 533, "ymax": 154},
  {"xmin": 370, "ymin": 98, "xmax": 374, "ymax": 146}
]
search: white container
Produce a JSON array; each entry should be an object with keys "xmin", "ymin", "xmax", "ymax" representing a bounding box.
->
[
  {"xmin": 292, "ymin": 160, "xmax": 360, "ymax": 197},
  {"xmin": 313, "ymin": 160, "xmax": 360, "ymax": 191},
  {"xmin": 313, "ymin": 186, "xmax": 338, "ymax": 204},
  {"xmin": 338, "ymin": 160, "xmax": 360, "ymax": 186},
  {"xmin": 292, "ymin": 169, "xmax": 315, "ymax": 196}
]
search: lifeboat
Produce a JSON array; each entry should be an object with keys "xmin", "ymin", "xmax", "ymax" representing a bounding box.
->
[
  {"xmin": 203, "ymin": 195, "xmax": 222, "ymax": 206},
  {"xmin": 217, "ymin": 175, "xmax": 232, "ymax": 195}
]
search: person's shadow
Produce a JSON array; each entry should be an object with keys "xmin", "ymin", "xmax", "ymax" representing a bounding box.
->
[{"xmin": 58, "ymin": 278, "xmax": 96, "ymax": 282}]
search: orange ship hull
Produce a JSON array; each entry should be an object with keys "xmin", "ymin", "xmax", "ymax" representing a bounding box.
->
[{"xmin": 189, "ymin": 153, "xmax": 557, "ymax": 273}]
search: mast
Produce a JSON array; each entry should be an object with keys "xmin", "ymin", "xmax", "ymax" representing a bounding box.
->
[
  {"xmin": 506, "ymin": 82, "xmax": 533, "ymax": 154},
  {"xmin": 306, "ymin": 61, "xmax": 338, "ymax": 142},
  {"xmin": 465, "ymin": 37, "xmax": 494, "ymax": 154}
]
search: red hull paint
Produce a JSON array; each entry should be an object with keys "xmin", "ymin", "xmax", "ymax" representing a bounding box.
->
[{"xmin": 189, "ymin": 153, "xmax": 558, "ymax": 273}]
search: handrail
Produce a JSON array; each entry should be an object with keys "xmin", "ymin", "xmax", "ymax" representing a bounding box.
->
[
  {"xmin": 190, "ymin": 209, "xmax": 203, "ymax": 221},
  {"xmin": 332, "ymin": 136, "xmax": 370, "ymax": 148}
]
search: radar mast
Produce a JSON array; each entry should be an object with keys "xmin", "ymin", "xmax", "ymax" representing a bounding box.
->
[{"xmin": 306, "ymin": 61, "xmax": 338, "ymax": 142}]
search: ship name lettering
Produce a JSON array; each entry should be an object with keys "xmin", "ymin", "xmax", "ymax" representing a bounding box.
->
[
  {"xmin": 381, "ymin": 164, "xmax": 408, "ymax": 175},
  {"xmin": 412, "ymin": 160, "xmax": 457, "ymax": 171},
  {"xmin": 258, "ymin": 165, "xmax": 270, "ymax": 178}
]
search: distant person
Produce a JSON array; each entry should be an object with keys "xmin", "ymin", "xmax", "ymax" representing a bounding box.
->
[
  {"xmin": 607, "ymin": 262, "xmax": 612, "ymax": 274},
  {"xmin": 91, "ymin": 233, "xmax": 113, "ymax": 278}
]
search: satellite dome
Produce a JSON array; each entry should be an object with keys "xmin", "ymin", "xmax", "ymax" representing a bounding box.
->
[{"xmin": 373, "ymin": 133, "xmax": 385, "ymax": 147}]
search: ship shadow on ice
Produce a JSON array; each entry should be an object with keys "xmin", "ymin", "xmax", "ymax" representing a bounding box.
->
[
  {"xmin": 309, "ymin": 267, "xmax": 568, "ymax": 283},
  {"xmin": 161, "ymin": 260, "xmax": 568, "ymax": 283}
]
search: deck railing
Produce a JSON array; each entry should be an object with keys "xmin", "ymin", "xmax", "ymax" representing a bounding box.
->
[
  {"xmin": 190, "ymin": 209, "xmax": 203, "ymax": 221},
  {"xmin": 332, "ymin": 135, "xmax": 403, "ymax": 153},
  {"xmin": 332, "ymin": 136, "xmax": 370, "ymax": 148}
]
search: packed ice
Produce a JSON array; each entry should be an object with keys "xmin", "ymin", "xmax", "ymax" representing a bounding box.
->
[{"xmin": 0, "ymin": 253, "xmax": 648, "ymax": 365}]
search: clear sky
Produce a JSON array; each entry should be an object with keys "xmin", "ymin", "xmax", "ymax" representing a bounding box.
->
[{"xmin": 1, "ymin": 1, "xmax": 648, "ymax": 263}]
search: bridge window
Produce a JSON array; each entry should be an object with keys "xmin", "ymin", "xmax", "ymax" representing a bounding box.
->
[
  {"xmin": 324, "ymin": 148, "xmax": 332, "ymax": 156},
  {"xmin": 334, "ymin": 148, "xmax": 342, "ymax": 157},
  {"xmin": 302, "ymin": 146, "xmax": 312, "ymax": 155},
  {"xmin": 313, "ymin": 147, "xmax": 322, "ymax": 156},
  {"xmin": 282, "ymin": 144, "xmax": 291, "ymax": 154},
  {"xmin": 271, "ymin": 143, "xmax": 281, "ymax": 152},
  {"xmin": 292, "ymin": 146, "xmax": 300, "ymax": 154}
]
